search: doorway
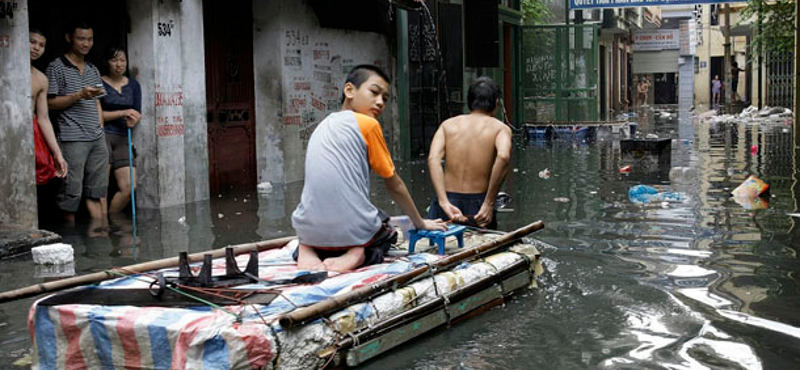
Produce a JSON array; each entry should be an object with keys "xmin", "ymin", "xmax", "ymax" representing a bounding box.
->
[
  {"xmin": 204, "ymin": 0, "xmax": 257, "ymax": 196},
  {"xmin": 653, "ymin": 73, "xmax": 677, "ymax": 104},
  {"xmin": 710, "ymin": 56, "xmax": 724, "ymax": 105}
]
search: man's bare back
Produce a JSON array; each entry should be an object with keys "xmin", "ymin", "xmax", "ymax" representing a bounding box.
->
[{"xmin": 434, "ymin": 112, "xmax": 511, "ymax": 193}]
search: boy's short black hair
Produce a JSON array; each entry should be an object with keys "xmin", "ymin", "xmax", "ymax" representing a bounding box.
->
[
  {"xmin": 468, "ymin": 76, "xmax": 500, "ymax": 113},
  {"xmin": 30, "ymin": 28, "xmax": 46, "ymax": 38},
  {"xmin": 341, "ymin": 64, "xmax": 390, "ymax": 103}
]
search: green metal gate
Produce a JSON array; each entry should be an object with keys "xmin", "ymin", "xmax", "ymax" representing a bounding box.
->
[{"xmin": 520, "ymin": 24, "xmax": 599, "ymax": 123}]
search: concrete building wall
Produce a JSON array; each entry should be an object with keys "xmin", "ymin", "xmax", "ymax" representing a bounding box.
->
[
  {"xmin": 253, "ymin": 1, "xmax": 396, "ymax": 185},
  {"xmin": 128, "ymin": 0, "xmax": 208, "ymax": 209},
  {"xmin": 0, "ymin": 0, "xmax": 37, "ymax": 228}
]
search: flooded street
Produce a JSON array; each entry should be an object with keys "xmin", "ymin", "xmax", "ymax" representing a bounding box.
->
[{"xmin": 2, "ymin": 111, "xmax": 800, "ymax": 369}]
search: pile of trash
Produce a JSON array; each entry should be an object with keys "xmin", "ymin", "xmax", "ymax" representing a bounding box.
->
[
  {"xmin": 697, "ymin": 106, "xmax": 794, "ymax": 126},
  {"xmin": 739, "ymin": 106, "xmax": 793, "ymax": 121}
]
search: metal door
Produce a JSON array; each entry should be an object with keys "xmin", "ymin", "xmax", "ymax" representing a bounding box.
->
[
  {"xmin": 204, "ymin": 0, "xmax": 256, "ymax": 195},
  {"xmin": 520, "ymin": 24, "xmax": 599, "ymax": 123}
]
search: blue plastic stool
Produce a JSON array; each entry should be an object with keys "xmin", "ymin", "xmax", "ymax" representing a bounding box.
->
[{"xmin": 408, "ymin": 225, "xmax": 467, "ymax": 255}]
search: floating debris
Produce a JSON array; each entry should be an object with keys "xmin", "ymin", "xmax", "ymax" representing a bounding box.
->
[{"xmin": 538, "ymin": 168, "xmax": 551, "ymax": 179}]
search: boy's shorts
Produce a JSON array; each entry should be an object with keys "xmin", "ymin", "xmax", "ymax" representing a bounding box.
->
[
  {"xmin": 292, "ymin": 223, "xmax": 398, "ymax": 268},
  {"xmin": 57, "ymin": 138, "xmax": 109, "ymax": 212},
  {"xmin": 427, "ymin": 192, "xmax": 497, "ymax": 230}
]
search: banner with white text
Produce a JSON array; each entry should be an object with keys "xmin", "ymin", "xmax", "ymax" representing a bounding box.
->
[{"xmin": 570, "ymin": 0, "xmax": 746, "ymax": 10}]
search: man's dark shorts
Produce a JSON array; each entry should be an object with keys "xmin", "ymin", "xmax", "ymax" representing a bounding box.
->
[
  {"xmin": 427, "ymin": 192, "xmax": 497, "ymax": 230},
  {"xmin": 57, "ymin": 137, "xmax": 109, "ymax": 212},
  {"xmin": 292, "ymin": 223, "xmax": 398, "ymax": 268}
]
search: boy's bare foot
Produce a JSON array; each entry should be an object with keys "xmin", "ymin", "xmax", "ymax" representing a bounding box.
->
[
  {"xmin": 322, "ymin": 247, "xmax": 365, "ymax": 273},
  {"xmin": 297, "ymin": 244, "xmax": 326, "ymax": 270}
]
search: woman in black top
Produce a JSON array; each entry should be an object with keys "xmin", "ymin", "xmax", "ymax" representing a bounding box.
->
[{"xmin": 100, "ymin": 46, "xmax": 141, "ymax": 213}]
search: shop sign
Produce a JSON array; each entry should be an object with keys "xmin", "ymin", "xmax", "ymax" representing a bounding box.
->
[{"xmin": 633, "ymin": 30, "xmax": 679, "ymax": 51}]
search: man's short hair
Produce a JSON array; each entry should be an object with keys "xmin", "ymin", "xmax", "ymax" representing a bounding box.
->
[
  {"xmin": 468, "ymin": 76, "xmax": 500, "ymax": 113},
  {"xmin": 30, "ymin": 27, "xmax": 46, "ymax": 38},
  {"xmin": 67, "ymin": 21, "xmax": 93, "ymax": 37},
  {"xmin": 341, "ymin": 64, "xmax": 390, "ymax": 103}
]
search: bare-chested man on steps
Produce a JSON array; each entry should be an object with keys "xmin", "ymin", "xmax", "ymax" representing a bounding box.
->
[{"xmin": 427, "ymin": 76, "xmax": 512, "ymax": 230}]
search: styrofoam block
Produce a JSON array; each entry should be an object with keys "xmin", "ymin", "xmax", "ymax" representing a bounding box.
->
[
  {"xmin": 31, "ymin": 243, "xmax": 74, "ymax": 265},
  {"xmin": 34, "ymin": 262, "xmax": 76, "ymax": 278}
]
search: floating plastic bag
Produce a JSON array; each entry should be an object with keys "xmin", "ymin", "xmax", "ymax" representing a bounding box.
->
[
  {"xmin": 731, "ymin": 175, "xmax": 769, "ymax": 198},
  {"xmin": 628, "ymin": 185, "xmax": 684, "ymax": 204}
]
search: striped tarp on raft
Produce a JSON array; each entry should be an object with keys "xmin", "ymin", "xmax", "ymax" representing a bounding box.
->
[{"xmin": 29, "ymin": 242, "xmax": 441, "ymax": 370}]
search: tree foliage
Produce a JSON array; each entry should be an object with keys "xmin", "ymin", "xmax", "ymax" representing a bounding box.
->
[
  {"xmin": 521, "ymin": 0, "xmax": 552, "ymax": 25},
  {"xmin": 739, "ymin": 0, "xmax": 795, "ymax": 60}
]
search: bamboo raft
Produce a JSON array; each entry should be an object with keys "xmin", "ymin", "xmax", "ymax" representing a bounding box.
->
[{"xmin": 14, "ymin": 221, "xmax": 544, "ymax": 370}]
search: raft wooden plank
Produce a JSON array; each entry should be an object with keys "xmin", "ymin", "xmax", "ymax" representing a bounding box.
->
[{"xmin": 345, "ymin": 271, "xmax": 531, "ymax": 366}]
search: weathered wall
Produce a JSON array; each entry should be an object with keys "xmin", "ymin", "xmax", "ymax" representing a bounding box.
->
[
  {"xmin": 0, "ymin": 0, "xmax": 36, "ymax": 228},
  {"xmin": 253, "ymin": 0, "xmax": 397, "ymax": 185},
  {"xmin": 128, "ymin": 0, "xmax": 208, "ymax": 209}
]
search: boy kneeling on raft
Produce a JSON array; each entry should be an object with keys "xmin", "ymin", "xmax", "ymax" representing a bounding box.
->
[{"xmin": 291, "ymin": 65, "xmax": 447, "ymax": 272}]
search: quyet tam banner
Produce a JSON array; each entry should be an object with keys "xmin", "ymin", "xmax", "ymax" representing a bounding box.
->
[{"xmin": 570, "ymin": 0, "xmax": 746, "ymax": 10}]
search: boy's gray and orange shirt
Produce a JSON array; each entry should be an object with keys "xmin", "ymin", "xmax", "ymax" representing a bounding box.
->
[{"xmin": 292, "ymin": 110, "xmax": 395, "ymax": 247}]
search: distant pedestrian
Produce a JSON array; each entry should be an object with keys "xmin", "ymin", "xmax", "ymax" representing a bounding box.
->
[
  {"xmin": 712, "ymin": 75, "xmax": 722, "ymax": 108},
  {"xmin": 731, "ymin": 61, "xmax": 743, "ymax": 102},
  {"xmin": 100, "ymin": 46, "xmax": 141, "ymax": 213},
  {"xmin": 426, "ymin": 76, "xmax": 512, "ymax": 230},
  {"xmin": 637, "ymin": 77, "xmax": 649, "ymax": 107},
  {"xmin": 29, "ymin": 28, "xmax": 68, "ymax": 185},
  {"xmin": 46, "ymin": 21, "xmax": 108, "ymax": 223}
]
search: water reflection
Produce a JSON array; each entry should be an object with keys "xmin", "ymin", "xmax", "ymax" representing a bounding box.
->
[{"xmin": 1, "ymin": 110, "xmax": 799, "ymax": 369}]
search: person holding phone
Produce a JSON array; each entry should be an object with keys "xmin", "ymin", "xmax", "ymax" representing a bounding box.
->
[{"xmin": 46, "ymin": 21, "xmax": 108, "ymax": 223}]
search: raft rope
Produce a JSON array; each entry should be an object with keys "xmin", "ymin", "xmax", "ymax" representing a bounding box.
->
[
  {"xmin": 105, "ymin": 269, "xmax": 241, "ymax": 319},
  {"xmin": 421, "ymin": 262, "xmax": 453, "ymax": 328}
]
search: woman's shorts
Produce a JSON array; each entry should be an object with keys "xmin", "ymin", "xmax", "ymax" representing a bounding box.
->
[{"xmin": 105, "ymin": 132, "xmax": 136, "ymax": 170}]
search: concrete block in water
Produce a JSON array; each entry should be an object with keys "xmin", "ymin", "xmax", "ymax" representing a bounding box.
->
[{"xmin": 31, "ymin": 243, "xmax": 74, "ymax": 265}]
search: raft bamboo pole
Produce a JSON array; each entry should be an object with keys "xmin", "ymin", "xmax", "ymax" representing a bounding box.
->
[
  {"xmin": 0, "ymin": 236, "xmax": 297, "ymax": 304},
  {"xmin": 278, "ymin": 220, "xmax": 544, "ymax": 328}
]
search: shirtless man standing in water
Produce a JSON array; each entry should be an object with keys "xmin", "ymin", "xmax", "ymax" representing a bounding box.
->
[
  {"xmin": 427, "ymin": 76, "xmax": 512, "ymax": 229},
  {"xmin": 30, "ymin": 29, "xmax": 68, "ymax": 180}
]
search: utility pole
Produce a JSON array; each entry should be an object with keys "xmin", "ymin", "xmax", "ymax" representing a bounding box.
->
[
  {"xmin": 724, "ymin": 4, "xmax": 731, "ymax": 113},
  {"xmin": 565, "ymin": 0, "xmax": 570, "ymax": 26}
]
